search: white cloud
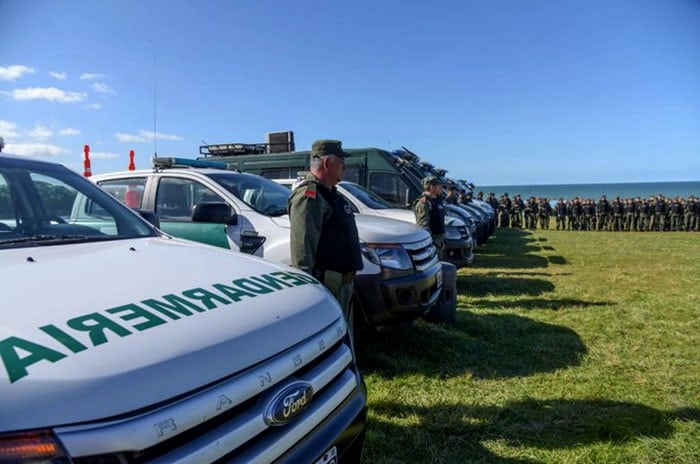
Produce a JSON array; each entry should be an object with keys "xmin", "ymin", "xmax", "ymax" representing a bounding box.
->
[
  {"xmin": 80, "ymin": 72, "xmax": 109, "ymax": 81},
  {"xmin": 83, "ymin": 103, "xmax": 102, "ymax": 110},
  {"xmin": 0, "ymin": 119, "xmax": 21, "ymax": 138},
  {"xmin": 58, "ymin": 128, "xmax": 81, "ymax": 136},
  {"xmin": 49, "ymin": 71, "xmax": 67, "ymax": 80},
  {"xmin": 90, "ymin": 151, "xmax": 119, "ymax": 160},
  {"xmin": 28, "ymin": 124, "xmax": 53, "ymax": 139},
  {"xmin": 115, "ymin": 132, "xmax": 146, "ymax": 143},
  {"xmin": 5, "ymin": 143, "xmax": 68, "ymax": 158},
  {"xmin": 7, "ymin": 87, "xmax": 87, "ymax": 103},
  {"xmin": 92, "ymin": 82, "xmax": 116, "ymax": 94},
  {"xmin": 139, "ymin": 130, "xmax": 184, "ymax": 141},
  {"xmin": 0, "ymin": 65, "xmax": 35, "ymax": 82},
  {"xmin": 115, "ymin": 130, "xmax": 184, "ymax": 143}
]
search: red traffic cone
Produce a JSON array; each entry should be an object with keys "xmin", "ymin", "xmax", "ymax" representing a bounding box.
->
[
  {"xmin": 83, "ymin": 145, "xmax": 92, "ymax": 177},
  {"xmin": 128, "ymin": 149, "xmax": 136, "ymax": 171}
]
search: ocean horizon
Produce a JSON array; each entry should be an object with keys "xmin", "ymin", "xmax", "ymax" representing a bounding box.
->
[{"xmin": 478, "ymin": 181, "xmax": 700, "ymax": 201}]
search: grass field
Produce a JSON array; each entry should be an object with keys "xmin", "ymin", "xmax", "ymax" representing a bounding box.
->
[{"xmin": 357, "ymin": 228, "xmax": 699, "ymax": 463}]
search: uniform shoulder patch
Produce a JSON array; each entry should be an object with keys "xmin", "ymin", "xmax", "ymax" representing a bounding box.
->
[{"xmin": 304, "ymin": 182, "xmax": 317, "ymax": 199}]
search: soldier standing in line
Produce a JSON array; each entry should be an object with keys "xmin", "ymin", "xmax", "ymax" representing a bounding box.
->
[
  {"xmin": 610, "ymin": 197, "xmax": 624, "ymax": 231},
  {"xmin": 414, "ymin": 176, "xmax": 446, "ymax": 259},
  {"xmin": 512, "ymin": 194, "xmax": 524, "ymax": 229},
  {"xmin": 639, "ymin": 198, "xmax": 651, "ymax": 231},
  {"xmin": 670, "ymin": 197, "xmax": 684, "ymax": 231},
  {"xmin": 654, "ymin": 195, "xmax": 667, "ymax": 231},
  {"xmin": 444, "ymin": 185, "xmax": 459, "ymax": 205},
  {"xmin": 539, "ymin": 197, "xmax": 551, "ymax": 229},
  {"xmin": 555, "ymin": 198, "xmax": 567, "ymax": 230},
  {"xmin": 581, "ymin": 198, "xmax": 595, "ymax": 230},
  {"xmin": 487, "ymin": 192, "xmax": 499, "ymax": 211},
  {"xmin": 498, "ymin": 194, "xmax": 511, "ymax": 228},
  {"xmin": 596, "ymin": 195, "xmax": 609, "ymax": 231},
  {"xmin": 288, "ymin": 140, "xmax": 363, "ymax": 325},
  {"xmin": 686, "ymin": 196, "xmax": 698, "ymax": 232},
  {"xmin": 572, "ymin": 198, "xmax": 584, "ymax": 230},
  {"xmin": 623, "ymin": 198, "xmax": 636, "ymax": 231},
  {"xmin": 632, "ymin": 197, "xmax": 642, "ymax": 231}
]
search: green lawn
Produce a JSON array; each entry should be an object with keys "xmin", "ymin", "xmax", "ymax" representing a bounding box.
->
[{"xmin": 357, "ymin": 228, "xmax": 699, "ymax": 463}]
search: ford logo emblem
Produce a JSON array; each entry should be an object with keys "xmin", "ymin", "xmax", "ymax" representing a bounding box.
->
[{"xmin": 263, "ymin": 381, "xmax": 314, "ymax": 427}]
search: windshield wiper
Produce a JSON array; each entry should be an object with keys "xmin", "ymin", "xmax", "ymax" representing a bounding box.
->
[{"xmin": 0, "ymin": 234, "xmax": 112, "ymax": 247}]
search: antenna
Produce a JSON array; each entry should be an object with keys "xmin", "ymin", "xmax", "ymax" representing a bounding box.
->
[{"xmin": 150, "ymin": 40, "xmax": 158, "ymax": 157}]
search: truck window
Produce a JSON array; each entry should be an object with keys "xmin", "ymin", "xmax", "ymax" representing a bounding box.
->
[
  {"xmin": 369, "ymin": 172, "xmax": 411, "ymax": 207},
  {"xmin": 97, "ymin": 177, "xmax": 147, "ymax": 209},
  {"xmin": 0, "ymin": 173, "xmax": 16, "ymax": 230},
  {"xmin": 156, "ymin": 177, "xmax": 224, "ymax": 221}
]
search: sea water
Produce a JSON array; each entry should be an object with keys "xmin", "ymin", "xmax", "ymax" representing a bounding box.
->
[{"xmin": 478, "ymin": 181, "xmax": 700, "ymax": 201}]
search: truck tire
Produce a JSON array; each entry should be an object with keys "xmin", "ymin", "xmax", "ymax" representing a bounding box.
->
[{"xmin": 423, "ymin": 262, "xmax": 457, "ymax": 323}]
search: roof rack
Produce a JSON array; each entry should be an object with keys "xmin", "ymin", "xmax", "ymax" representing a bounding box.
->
[
  {"xmin": 200, "ymin": 143, "xmax": 269, "ymax": 157},
  {"xmin": 200, "ymin": 131, "xmax": 296, "ymax": 157}
]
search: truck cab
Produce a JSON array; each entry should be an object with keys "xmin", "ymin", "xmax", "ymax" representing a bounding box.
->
[
  {"xmin": 0, "ymin": 155, "xmax": 366, "ymax": 462},
  {"xmin": 88, "ymin": 158, "xmax": 443, "ymax": 331}
]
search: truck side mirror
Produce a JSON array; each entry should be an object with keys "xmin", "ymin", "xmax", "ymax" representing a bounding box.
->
[
  {"xmin": 192, "ymin": 202, "xmax": 238, "ymax": 225},
  {"xmin": 135, "ymin": 209, "xmax": 160, "ymax": 229}
]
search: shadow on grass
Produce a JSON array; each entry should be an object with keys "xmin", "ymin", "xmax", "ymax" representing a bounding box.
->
[
  {"xmin": 468, "ymin": 297, "xmax": 612, "ymax": 311},
  {"xmin": 474, "ymin": 229, "xmax": 554, "ymax": 269},
  {"xmin": 364, "ymin": 399, "xmax": 699, "ymax": 463},
  {"xmin": 358, "ymin": 311, "xmax": 586, "ymax": 380},
  {"xmin": 457, "ymin": 273, "xmax": 555, "ymax": 297}
]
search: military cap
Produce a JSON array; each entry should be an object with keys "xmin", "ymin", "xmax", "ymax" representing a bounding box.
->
[
  {"xmin": 311, "ymin": 139, "xmax": 349, "ymax": 159},
  {"xmin": 422, "ymin": 176, "xmax": 442, "ymax": 189}
]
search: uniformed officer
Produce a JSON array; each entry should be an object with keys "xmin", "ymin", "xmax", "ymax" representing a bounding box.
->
[
  {"xmin": 288, "ymin": 139, "xmax": 363, "ymax": 325},
  {"xmin": 414, "ymin": 176, "xmax": 446, "ymax": 259}
]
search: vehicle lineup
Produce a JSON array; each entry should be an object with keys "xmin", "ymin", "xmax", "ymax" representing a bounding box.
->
[
  {"xmin": 1, "ymin": 135, "xmax": 477, "ymax": 462},
  {"xmin": 0, "ymin": 155, "xmax": 366, "ymax": 463}
]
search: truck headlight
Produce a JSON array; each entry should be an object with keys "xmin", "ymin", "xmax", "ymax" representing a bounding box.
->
[
  {"xmin": 0, "ymin": 430, "xmax": 71, "ymax": 463},
  {"xmin": 360, "ymin": 243, "xmax": 381, "ymax": 266},
  {"xmin": 366, "ymin": 244, "xmax": 412, "ymax": 270}
]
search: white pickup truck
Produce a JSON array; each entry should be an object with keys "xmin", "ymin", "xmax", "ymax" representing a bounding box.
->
[
  {"xmin": 0, "ymin": 155, "xmax": 366, "ymax": 463},
  {"xmin": 88, "ymin": 158, "xmax": 445, "ymax": 331}
]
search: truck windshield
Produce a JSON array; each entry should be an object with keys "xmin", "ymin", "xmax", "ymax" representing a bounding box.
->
[
  {"xmin": 206, "ymin": 172, "xmax": 291, "ymax": 217},
  {"xmin": 340, "ymin": 181, "xmax": 392, "ymax": 210},
  {"xmin": 0, "ymin": 157, "xmax": 156, "ymax": 249}
]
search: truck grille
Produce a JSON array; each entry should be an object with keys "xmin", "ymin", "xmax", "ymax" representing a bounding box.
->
[
  {"xmin": 57, "ymin": 318, "xmax": 358, "ymax": 463},
  {"xmin": 404, "ymin": 236, "xmax": 439, "ymax": 271}
]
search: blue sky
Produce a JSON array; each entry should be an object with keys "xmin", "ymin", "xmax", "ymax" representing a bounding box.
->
[{"xmin": 2, "ymin": 0, "xmax": 699, "ymax": 185}]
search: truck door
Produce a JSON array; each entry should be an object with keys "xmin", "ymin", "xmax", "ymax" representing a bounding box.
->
[{"xmin": 153, "ymin": 177, "xmax": 237, "ymax": 250}]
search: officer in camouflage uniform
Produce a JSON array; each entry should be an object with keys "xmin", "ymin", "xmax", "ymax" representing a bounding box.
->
[
  {"xmin": 288, "ymin": 140, "xmax": 363, "ymax": 325},
  {"xmin": 414, "ymin": 176, "xmax": 446, "ymax": 259}
]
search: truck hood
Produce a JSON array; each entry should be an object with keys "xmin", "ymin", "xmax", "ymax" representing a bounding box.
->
[
  {"xmin": 271, "ymin": 213, "xmax": 430, "ymax": 244},
  {"xmin": 0, "ymin": 237, "xmax": 340, "ymax": 431},
  {"xmin": 354, "ymin": 214, "xmax": 429, "ymax": 244}
]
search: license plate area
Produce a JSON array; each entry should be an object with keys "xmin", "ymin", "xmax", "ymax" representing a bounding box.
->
[{"xmin": 314, "ymin": 446, "xmax": 337, "ymax": 464}]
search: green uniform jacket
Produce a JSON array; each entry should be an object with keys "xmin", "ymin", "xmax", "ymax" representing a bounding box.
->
[
  {"xmin": 287, "ymin": 174, "xmax": 334, "ymax": 275},
  {"xmin": 413, "ymin": 192, "xmax": 433, "ymax": 232}
]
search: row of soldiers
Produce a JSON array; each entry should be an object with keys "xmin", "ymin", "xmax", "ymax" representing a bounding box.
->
[
  {"xmin": 490, "ymin": 194, "xmax": 700, "ymax": 232},
  {"xmin": 489, "ymin": 193, "xmax": 554, "ymax": 229}
]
